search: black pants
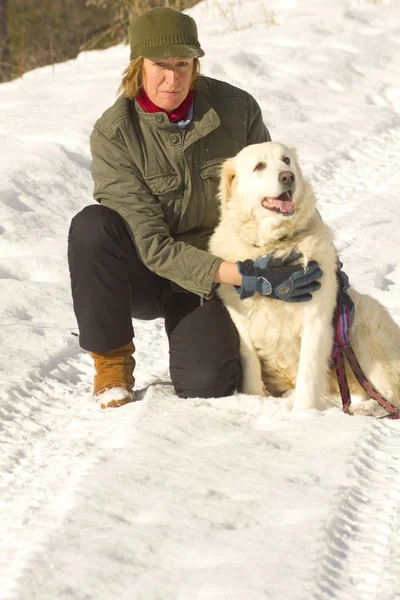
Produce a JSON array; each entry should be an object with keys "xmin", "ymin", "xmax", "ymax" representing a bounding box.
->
[{"xmin": 67, "ymin": 204, "xmax": 241, "ymax": 398}]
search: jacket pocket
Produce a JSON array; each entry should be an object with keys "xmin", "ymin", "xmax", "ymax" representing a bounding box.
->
[
  {"xmin": 200, "ymin": 158, "xmax": 224, "ymax": 181},
  {"xmin": 144, "ymin": 172, "xmax": 180, "ymax": 195},
  {"xmin": 144, "ymin": 172, "xmax": 182, "ymax": 233}
]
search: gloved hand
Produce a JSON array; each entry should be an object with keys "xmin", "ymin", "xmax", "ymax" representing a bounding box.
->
[{"xmin": 236, "ymin": 251, "xmax": 323, "ymax": 302}]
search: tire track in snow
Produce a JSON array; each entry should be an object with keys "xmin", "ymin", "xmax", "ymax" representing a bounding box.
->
[
  {"xmin": 0, "ymin": 338, "xmax": 88, "ymax": 478},
  {"xmin": 312, "ymin": 420, "xmax": 400, "ymax": 600},
  {"xmin": 0, "ymin": 348, "xmax": 94, "ymax": 600}
]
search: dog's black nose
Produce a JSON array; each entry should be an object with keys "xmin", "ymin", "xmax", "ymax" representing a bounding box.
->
[{"xmin": 279, "ymin": 171, "xmax": 295, "ymax": 184}]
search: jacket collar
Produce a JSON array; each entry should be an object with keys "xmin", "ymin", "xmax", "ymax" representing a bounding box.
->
[
  {"xmin": 135, "ymin": 81, "xmax": 220, "ymax": 145},
  {"xmin": 185, "ymin": 84, "xmax": 220, "ymax": 147}
]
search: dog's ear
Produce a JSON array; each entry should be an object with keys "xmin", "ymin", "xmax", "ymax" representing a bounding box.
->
[{"xmin": 219, "ymin": 157, "xmax": 237, "ymax": 204}]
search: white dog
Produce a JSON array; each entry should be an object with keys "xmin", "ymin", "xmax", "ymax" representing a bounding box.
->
[{"xmin": 209, "ymin": 142, "xmax": 400, "ymax": 415}]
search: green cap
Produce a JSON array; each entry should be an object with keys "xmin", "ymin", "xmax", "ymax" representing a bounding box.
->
[{"xmin": 128, "ymin": 7, "xmax": 205, "ymax": 60}]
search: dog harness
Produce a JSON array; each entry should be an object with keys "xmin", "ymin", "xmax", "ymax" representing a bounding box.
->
[{"xmin": 331, "ymin": 268, "xmax": 400, "ymax": 419}]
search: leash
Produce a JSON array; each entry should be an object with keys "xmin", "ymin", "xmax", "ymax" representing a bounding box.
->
[{"xmin": 331, "ymin": 277, "xmax": 400, "ymax": 420}]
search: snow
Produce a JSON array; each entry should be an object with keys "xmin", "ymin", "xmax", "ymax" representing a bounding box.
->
[{"xmin": 0, "ymin": 0, "xmax": 400, "ymax": 598}]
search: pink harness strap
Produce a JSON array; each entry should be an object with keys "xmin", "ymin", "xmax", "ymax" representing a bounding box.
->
[{"xmin": 331, "ymin": 304, "xmax": 400, "ymax": 419}]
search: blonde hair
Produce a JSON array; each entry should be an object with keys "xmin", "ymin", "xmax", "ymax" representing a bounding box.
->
[{"xmin": 117, "ymin": 57, "xmax": 201, "ymax": 99}]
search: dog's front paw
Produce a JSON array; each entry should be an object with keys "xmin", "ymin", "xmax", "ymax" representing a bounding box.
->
[
  {"xmin": 291, "ymin": 392, "xmax": 319, "ymax": 413},
  {"xmin": 282, "ymin": 388, "xmax": 296, "ymax": 400}
]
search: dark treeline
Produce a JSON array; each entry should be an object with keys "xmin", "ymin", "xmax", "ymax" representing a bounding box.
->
[{"xmin": 0, "ymin": 0, "xmax": 200, "ymax": 82}]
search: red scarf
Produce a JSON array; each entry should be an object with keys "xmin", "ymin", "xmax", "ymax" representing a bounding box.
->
[{"xmin": 136, "ymin": 89, "xmax": 194, "ymax": 123}]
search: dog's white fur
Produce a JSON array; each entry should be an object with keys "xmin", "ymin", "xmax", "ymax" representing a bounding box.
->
[{"xmin": 209, "ymin": 142, "xmax": 400, "ymax": 415}]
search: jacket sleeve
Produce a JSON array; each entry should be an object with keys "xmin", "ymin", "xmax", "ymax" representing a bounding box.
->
[
  {"xmin": 90, "ymin": 125, "xmax": 223, "ymax": 299},
  {"xmin": 246, "ymin": 95, "xmax": 271, "ymax": 145}
]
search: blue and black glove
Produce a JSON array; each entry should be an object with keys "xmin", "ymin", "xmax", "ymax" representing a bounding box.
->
[{"xmin": 236, "ymin": 251, "xmax": 323, "ymax": 302}]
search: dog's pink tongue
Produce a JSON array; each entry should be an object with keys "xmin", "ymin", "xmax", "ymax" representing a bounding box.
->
[{"xmin": 263, "ymin": 197, "xmax": 295, "ymax": 213}]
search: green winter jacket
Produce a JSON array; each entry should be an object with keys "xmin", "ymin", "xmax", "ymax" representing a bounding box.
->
[{"xmin": 90, "ymin": 75, "xmax": 270, "ymax": 298}]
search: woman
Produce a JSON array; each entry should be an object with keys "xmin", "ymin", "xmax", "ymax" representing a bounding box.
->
[{"xmin": 68, "ymin": 7, "xmax": 321, "ymax": 408}]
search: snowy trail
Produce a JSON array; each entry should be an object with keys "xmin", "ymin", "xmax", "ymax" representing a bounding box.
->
[
  {"xmin": 0, "ymin": 385, "xmax": 358, "ymax": 600},
  {"xmin": 2, "ymin": 376, "xmax": 400, "ymax": 600}
]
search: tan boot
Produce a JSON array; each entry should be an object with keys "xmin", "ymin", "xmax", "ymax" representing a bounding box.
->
[{"xmin": 91, "ymin": 341, "xmax": 136, "ymax": 409}]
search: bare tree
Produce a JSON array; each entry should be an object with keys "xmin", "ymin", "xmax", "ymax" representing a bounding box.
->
[{"xmin": 0, "ymin": 0, "xmax": 10, "ymax": 82}]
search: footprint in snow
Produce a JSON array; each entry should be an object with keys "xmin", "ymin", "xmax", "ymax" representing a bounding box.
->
[{"xmin": 374, "ymin": 263, "xmax": 395, "ymax": 291}]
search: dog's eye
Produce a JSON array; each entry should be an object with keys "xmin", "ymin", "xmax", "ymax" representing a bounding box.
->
[
  {"xmin": 283, "ymin": 157, "xmax": 290, "ymax": 165},
  {"xmin": 254, "ymin": 162, "xmax": 267, "ymax": 172}
]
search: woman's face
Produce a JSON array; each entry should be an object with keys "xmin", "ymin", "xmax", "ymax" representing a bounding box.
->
[{"xmin": 142, "ymin": 57, "xmax": 194, "ymax": 111}]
